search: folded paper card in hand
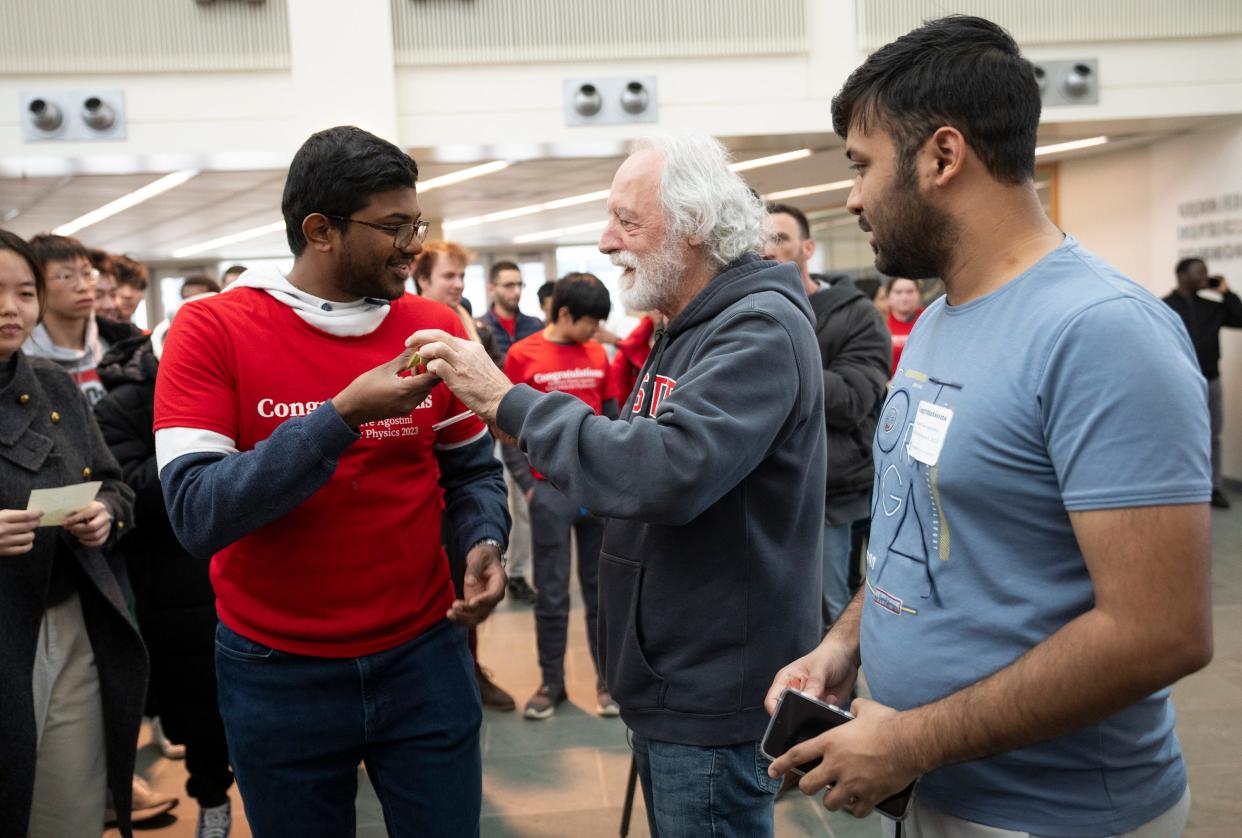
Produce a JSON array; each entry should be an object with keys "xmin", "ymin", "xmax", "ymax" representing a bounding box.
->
[{"xmin": 26, "ymin": 482, "xmax": 103, "ymax": 526}]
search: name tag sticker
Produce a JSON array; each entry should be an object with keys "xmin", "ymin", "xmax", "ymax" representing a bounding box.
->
[
  {"xmin": 873, "ymin": 586, "xmax": 904, "ymax": 616},
  {"xmin": 907, "ymin": 401, "xmax": 954, "ymax": 466}
]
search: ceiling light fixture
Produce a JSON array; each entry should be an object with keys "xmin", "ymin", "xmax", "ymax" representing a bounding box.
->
[
  {"xmin": 512, "ymin": 220, "xmax": 607, "ymax": 245},
  {"xmin": 418, "ymin": 160, "xmax": 510, "ymax": 192},
  {"xmin": 762, "ymin": 180, "xmax": 854, "ymax": 202},
  {"xmin": 53, "ymin": 169, "xmax": 199, "ymax": 236},
  {"xmin": 729, "ymin": 148, "xmax": 812, "ymax": 172},
  {"xmin": 444, "ymin": 189, "xmax": 611, "ymax": 232},
  {"xmin": 1034, "ymin": 136, "xmax": 1108, "ymax": 157},
  {"xmin": 172, "ymin": 220, "xmax": 286, "ymax": 259}
]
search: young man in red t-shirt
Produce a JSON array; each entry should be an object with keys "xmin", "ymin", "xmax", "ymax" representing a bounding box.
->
[
  {"xmin": 501, "ymin": 273, "xmax": 619, "ymax": 720},
  {"xmin": 154, "ymin": 126, "xmax": 509, "ymax": 838}
]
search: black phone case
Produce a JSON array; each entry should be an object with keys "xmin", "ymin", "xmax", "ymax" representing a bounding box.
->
[{"xmin": 760, "ymin": 688, "xmax": 917, "ymax": 821}]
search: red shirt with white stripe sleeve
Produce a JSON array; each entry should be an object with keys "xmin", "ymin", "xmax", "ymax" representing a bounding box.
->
[{"xmin": 154, "ymin": 289, "xmax": 485, "ymax": 657}]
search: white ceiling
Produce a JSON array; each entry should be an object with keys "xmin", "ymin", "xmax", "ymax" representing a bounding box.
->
[{"xmin": 0, "ymin": 115, "xmax": 1228, "ymax": 262}]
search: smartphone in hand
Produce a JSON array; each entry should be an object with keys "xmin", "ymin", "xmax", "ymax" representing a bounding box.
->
[{"xmin": 761, "ymin": 688, "xmax": 918, "ymax": 820}]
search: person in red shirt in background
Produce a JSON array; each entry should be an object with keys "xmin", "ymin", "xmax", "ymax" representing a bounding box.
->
[
  {"xmin": 154, "ymin": 126, "xmax": 510, "ymax": 837},
  {"xmin": 885, "ymin": 276, "xmax": 924, "ymax": 375},
  {"xmin": 501, "ymin": 273, "xmax": 621, "ymax": 721},
  {"xmin": 411, "ymin": 239, "xmax": 517, "ymax": 712},
  {"xmin": 608, "ymin": 311, "xmax": 665, "ymax": 407}
]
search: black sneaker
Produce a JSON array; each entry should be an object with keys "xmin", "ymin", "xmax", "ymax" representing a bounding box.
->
[
  {"xmin": 196, "ymin": 800, "xmax": 232, "ymax": 838},
  {"xmin": 1211, "ymin": 489, "xmax": 1231, "ymax": 509},
  {"xmin": 523, "ymin": 684, "xmax": 567, "ymax": 720},
  {"xmin": 507, "ymin": 575, "xmax": 538, "ymax": 605}
]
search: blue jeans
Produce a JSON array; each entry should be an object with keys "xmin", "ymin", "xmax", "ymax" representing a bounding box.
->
[
  {"xmin": 629, "ymin": 731, "xmax": 779, "ymax": 838},
  {"xmin": 822, "ymin": 520, "xmax": 853, "ymax": 625},
  {"xmin": 215, "ymin": 620, "xmax": 481, "ymax": 838}
]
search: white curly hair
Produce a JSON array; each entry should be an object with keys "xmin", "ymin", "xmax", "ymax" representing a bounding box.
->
[{"xmin": 632, "ymin": 134, "xmax": 766, "ymax": 268}]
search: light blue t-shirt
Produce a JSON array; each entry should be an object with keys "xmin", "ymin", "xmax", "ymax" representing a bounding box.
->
[{"xmin": 861, "ymin": 236, "xmax": 1210, "ymax": 837}]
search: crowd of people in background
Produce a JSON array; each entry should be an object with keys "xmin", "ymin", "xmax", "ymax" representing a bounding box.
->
[{"xmin": 1, "ymin": 14, "xmax": 1238, "ymax": 838}]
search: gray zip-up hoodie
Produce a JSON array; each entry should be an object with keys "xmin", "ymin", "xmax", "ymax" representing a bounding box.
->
[{"xmin": 497, "ymin": 253, "xmax": 826, "ymax": 745}]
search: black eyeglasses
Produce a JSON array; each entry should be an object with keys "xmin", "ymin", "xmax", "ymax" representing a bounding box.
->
[{"xmin": 326, "ymin": 215, "xmax": 430, "ymax": 249}]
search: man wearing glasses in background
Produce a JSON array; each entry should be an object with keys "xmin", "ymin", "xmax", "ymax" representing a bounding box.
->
[
  {"xmin": 154, "ymin": 126, "xmax": 510, "ymax": 837},
  {"xmin": 24, "ymin": 234, "xmax": 140, "ymax": 405},
  {"xmin": 482, "ymin": 261, "xmax": 543, "ymax": 363}
]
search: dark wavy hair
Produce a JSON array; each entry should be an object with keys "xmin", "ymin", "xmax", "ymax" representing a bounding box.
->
[
  {"xmin": 831, "ymin": 15, "xmax": 1041, "ymax": 186},
  {"xmin": 282, "ymin": 126, "xmax": 420, "ymax": 257}
]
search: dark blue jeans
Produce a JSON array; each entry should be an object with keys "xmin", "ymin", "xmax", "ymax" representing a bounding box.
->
[
  {"xmin": 629, "ymin": 730, "xmax": 779, "ymax": 838},
  {"xmin": 215, "ymin": 619, "xmax": 482, "ymax": 838}
]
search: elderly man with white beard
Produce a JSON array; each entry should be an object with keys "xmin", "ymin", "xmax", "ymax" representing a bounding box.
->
[{"xmin": 411, "ymin": 134, "xmax": 826, "ymax": 837}]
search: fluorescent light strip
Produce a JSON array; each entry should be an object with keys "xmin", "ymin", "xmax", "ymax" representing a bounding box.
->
[
  {"xmin": 763, "ymin": 180, "xmax": 854, "ymax": 202},
  {"xmin": 419, "ymin": 160, "xmax": 510, "ymax": 192},
  {"xmin": 729, "ymin": 148, "xmax": 812, "ymax": 172},
  {"xmin": 172, "ymin": 220, "xmax": 286, "ymax": 258},
  {"xmin": 443, "ymin": 189, "xmax": 611, "ymax": 232},
  {"xmin": 53, "ymin": 169, "xmax": 199, "ymax": 236},
  {"xmin": 1034, "ymin": 136, "xmax": 1108, "ymax": 157},
  {"xmin": 512, "ymin": 220, "xmax": 607, "ymax": 245}
]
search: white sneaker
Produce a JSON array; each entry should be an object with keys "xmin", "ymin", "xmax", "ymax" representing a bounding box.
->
[
  {"xmin": 151, "ymin": 717, "xmax": 186, "ymax": 760},
  {"xmin": 196, "ymin": 801, "xmax": 232, "ymax": 838}
]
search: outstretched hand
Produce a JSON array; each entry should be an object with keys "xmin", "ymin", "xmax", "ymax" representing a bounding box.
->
[
  {"xmin": 407, "ymin": 330, "xmax": 514, "ymax": 425},
  {"xmin": 408, "ymin": 329, "xmax": 518, "ymax": 444}
]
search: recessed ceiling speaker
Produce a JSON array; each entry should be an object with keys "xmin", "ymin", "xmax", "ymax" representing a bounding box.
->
[
  {"xmin": 619, "ymin": 81, "xmax": 649, "ymax": 115},
  {"xmin": 573, "ymin": 84, "xmax": 603, "ymax": 117},
  {"xmin": 1032, "ymin": 59, "xmax": 1098, "ymax": 107},
  {"xmin": 27, "ymin": 98, "xmax": 63, "ymax": 133},
  {"xmin": 1061, "ymin": 63, "xmax": 1093, "ymax": 98},
  {"xmin": 20, "ymin": 90, "xmax": 127, "ymax": 142},
  {"xmin": 82, "ymin": 97, "xmax": 115, "ymax": 131},
  {"xmin": 564, "ymin": 76, "xmax": 658, "ymax": 126},
  {"xmin": 1032, "ymin": 66, "xmax": 1047, "ymax": 95}
]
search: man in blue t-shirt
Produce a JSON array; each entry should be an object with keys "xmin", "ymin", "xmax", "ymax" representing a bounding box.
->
[{"xmin": 766, "ymin": 16, "xmax": 1213, "ymax": 838}]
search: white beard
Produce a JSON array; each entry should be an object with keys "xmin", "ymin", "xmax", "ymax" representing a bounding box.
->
[{"xmin": 612, "ymin": 240, "xmax": 683, "ymax": 313}]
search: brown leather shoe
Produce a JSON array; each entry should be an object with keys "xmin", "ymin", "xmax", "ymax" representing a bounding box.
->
[
  {"xmin": 476, "ymin": 664, "xmax": 516, "ymax": 711},
  {"xmin": 106, "ymin": 775, "xmax": 179, "ymax": 825}
]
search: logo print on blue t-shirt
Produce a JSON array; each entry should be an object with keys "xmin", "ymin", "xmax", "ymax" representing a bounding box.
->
[{"xmin": 877, "ymin": 389, "xmax": 909, "ymax": 454}]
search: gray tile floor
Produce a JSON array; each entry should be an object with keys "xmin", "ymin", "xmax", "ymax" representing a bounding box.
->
[{"xmin": 112, "ymin": 491, "xmax": 1241, "ymax": 836}]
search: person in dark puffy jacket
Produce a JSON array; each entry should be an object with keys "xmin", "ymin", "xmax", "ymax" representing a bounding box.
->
[
  {"xmin": 95, "ymin": 328, "xmax": 235, "ymax": 837},
  {"xmin": 764, "ymin": 203, "xmax": 890, "ymax": 625}
]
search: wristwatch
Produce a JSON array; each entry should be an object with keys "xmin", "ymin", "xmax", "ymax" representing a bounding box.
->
[{"xmin": 471, "ymin": 537, "xmax": 507, "ymax": 567}]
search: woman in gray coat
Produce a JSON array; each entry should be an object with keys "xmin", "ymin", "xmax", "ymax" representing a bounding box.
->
[{"xmin": 0, "ymin": 229, "xmax": 146, "ymax": 838}]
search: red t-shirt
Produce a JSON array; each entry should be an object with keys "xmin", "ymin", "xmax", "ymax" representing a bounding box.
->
[
  {"xmin": 887, "ymin": 309, "xmax": 923, "ymax": 375},
  {"xmin": 608, "ymin": 316, "xmax": 655, "ymax": 404},
  {"xmin": 494, "ymin": 310, "xmax": 517, "ymax": 339},
  {"xmin": 154, "ymin": 290, "xmax": 486, "ymax": 657},
  {"xmin": 503, "ymin": 331, "xmax": 610, "ymax": 480}
]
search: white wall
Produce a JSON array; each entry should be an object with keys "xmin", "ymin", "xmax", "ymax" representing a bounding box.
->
[
  {"xmin": 1059, "ymin": 144, "xmax": 1154, "ymax": 290},
  {"xmin": 1059, "ymin": 119, "xmax": 1242, "ymax": 481},
  {"xmin": 5, "ymin": 3, "xmax": 1242, "ymax": 168}
]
